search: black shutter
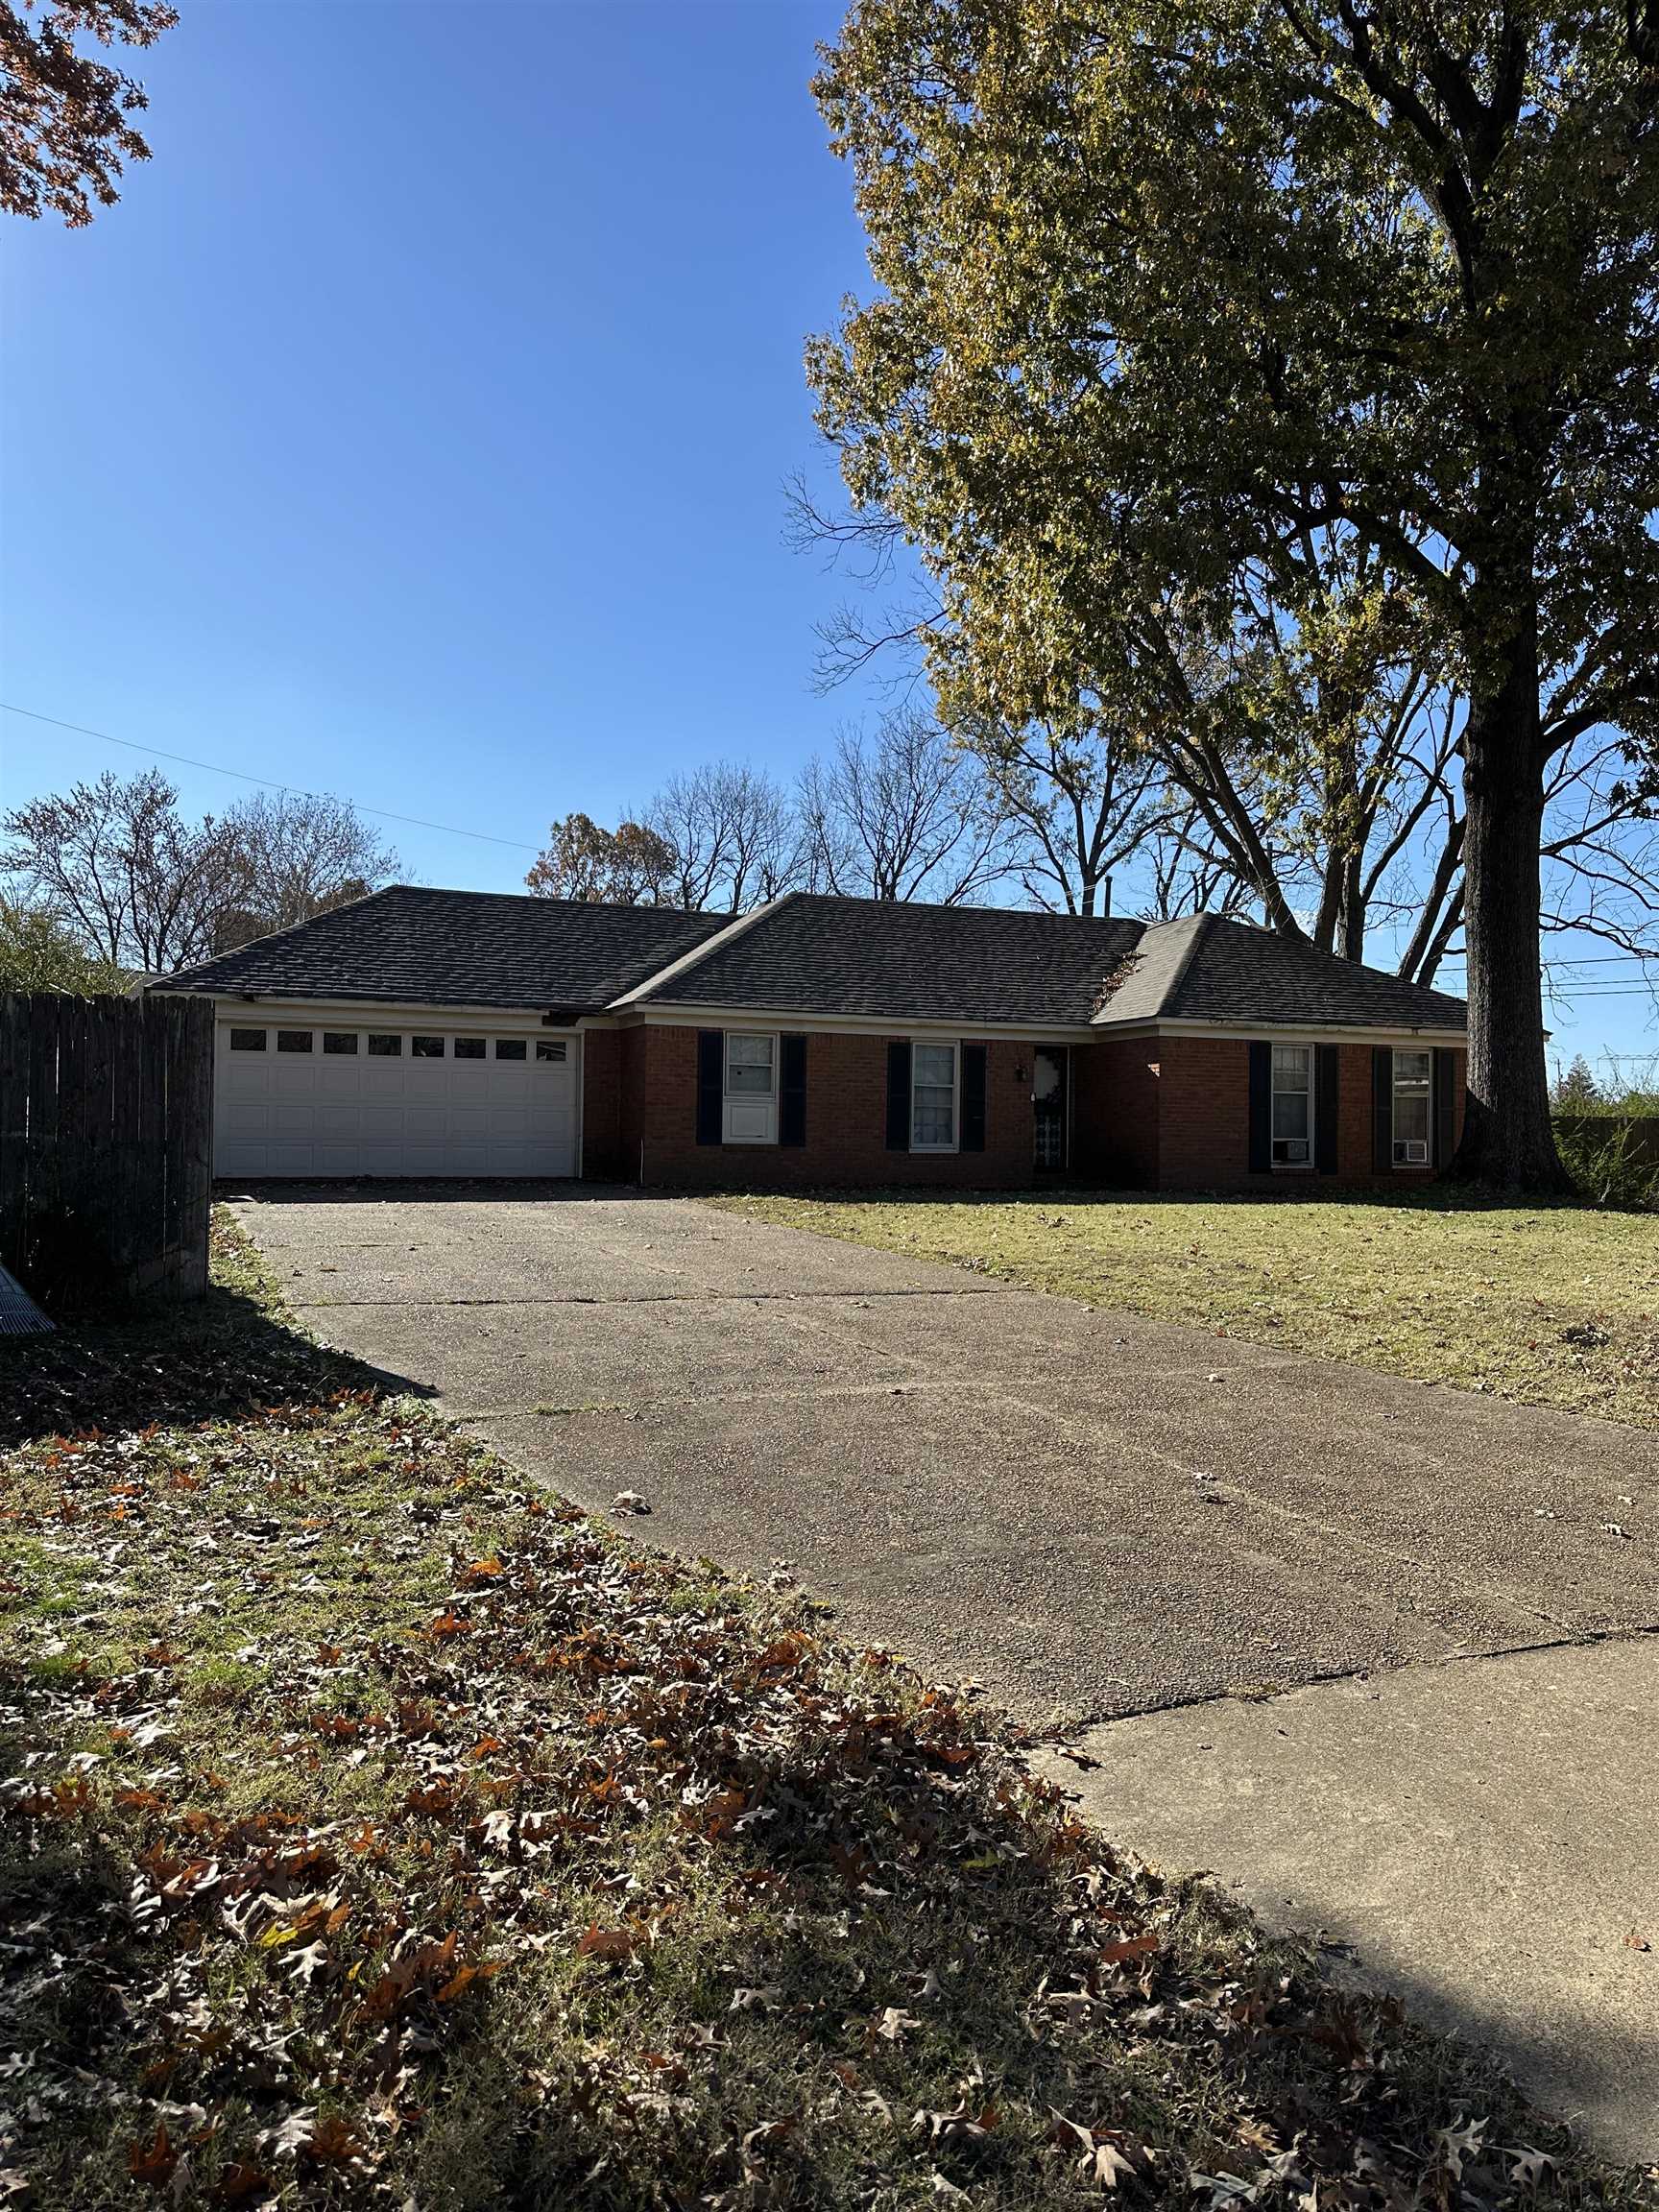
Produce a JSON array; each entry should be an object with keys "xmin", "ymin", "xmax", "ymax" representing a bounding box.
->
[
  {"xmin": 885, "ymin": 1040, "xmax": 911, "ymax": 1152},
  {"xmin": 1247, "ymin": 1041, "xmax": 1272, "ymax": 1173},
  {"xmin": 1372, "ymin": 1046, "xmax": 1394, "ymax": 1173},
  {"xmin": 1432, "ymin": 1046, "xmax": 1456, "ymax": 1168},
  {"xmin": 1315, "ymin": 1043, "xmax": 1339, "ymax": 1174},
  {"xmin": 780, "ymin": 1033, "xmax": 807, "ymax": 1147},
  {"xmin": 960, "ymin": 1043, "xmax": 987, "ymax": 1153},
  {"xmin": 696, "ymin": 1029, "xmax": 723, "ymax": 1146}
]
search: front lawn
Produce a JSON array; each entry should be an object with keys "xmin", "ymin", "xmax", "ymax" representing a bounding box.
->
[
  {"xmin": 710, "ymin": 1192, "xmax": 1659, "ymax": 1431},
  {"xmin": 1, "ymin": 1217, "xmax": 1649, "ymax": 2209}
]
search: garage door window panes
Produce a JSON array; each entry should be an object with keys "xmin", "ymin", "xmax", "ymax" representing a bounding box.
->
[
  {"xmin": 277, "ymin": 1029, "xmax": 314, "ymax": 1053},
  {"xmin": 229, "ymin": 1029, "xmax": 266, "ymax": 1051},
  {"xmin": 368, "ymin": 1034, "xmax": 401, "ymax": 1056},
  {"xmin": 495, "ymin": 1039, "xmax": 526, "ymax": 1061},
  {"xmin": 453, "ymin": 1037, "xmax": 486, "ymax": 1060},
  {"xmin": 536, "ymin": 1040, "xmax": 566, "ymax": 1062},
  {"xmin": 412, "ymin": 1035, "xmax": 445, "ymax": 1058},
  {"xmin": 324, "ymin": 1032, "xmax": 358, "ymax": 1054}
]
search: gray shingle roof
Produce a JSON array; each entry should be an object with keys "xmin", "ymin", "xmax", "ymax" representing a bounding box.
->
[
  {"xmin": 149, "ymin": 886, "xmax": 729, "ymax": 1012},
  {"xmin": 150, "ymin": 884, "xmax": 1468, "ymax": 1034},
  {"xmin": 1087, "ymin": 913, "xmax": 1208, "ymax": 1023},
  {"xmin": 635, "ymin": 894, "xmax": 1144, "ymax": 1024},
  {"xmin": 1093, "ymin": 913, "xmax": 1467, "ymax": 1031}
]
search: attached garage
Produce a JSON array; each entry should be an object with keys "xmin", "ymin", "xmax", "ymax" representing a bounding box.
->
[{"xmin": 214, "ymin": 1015, "xmax": 580, "ymax": 1179}]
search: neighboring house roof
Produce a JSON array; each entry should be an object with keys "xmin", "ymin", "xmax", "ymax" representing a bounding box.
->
[
  {"xmin": 148, "ymin": 883, "xmax": 1468, "ymax": 1035},
  {"xmin": 631, "ymin": 894, "xmax": 1144, "ymax": 1024},
  {"xmin": 1092, "ymin": 913, "xmax": 1468, "ymax": 1032},
  {"xmin": 149, "ymin": 886, "xmax": 729, "ymax": 1011}
]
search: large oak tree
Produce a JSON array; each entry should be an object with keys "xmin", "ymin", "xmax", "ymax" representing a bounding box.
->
[{"xmin": 810, "ymin": 0, "xmax": 1659, "ymax": 1190}]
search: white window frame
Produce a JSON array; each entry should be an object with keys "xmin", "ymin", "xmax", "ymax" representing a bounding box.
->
[
  {"xmin": 723, "ymin": 1029, "xmax": 779, "ymax": 1145},
  {"xmin": 910, "ymin": 1039, "xmax": 960, "ymax": 1154},
  {"xmin": 1392, "ymin": 1047, "xmax": 1432, "ymax": 1167},
  {"xmin": 1270, "ymin": 1044, "xmax": 1314, "ymax": 1171}
]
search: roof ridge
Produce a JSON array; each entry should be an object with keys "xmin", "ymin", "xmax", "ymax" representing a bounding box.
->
[
  {"xmin": 159, "ymin": 881, "xmax": 396, "ymax": 987},
  {"xmin": 377, "ymin": 884, "xmax": 727, "ymax": 923},
  {"xmin": 1151, "ymin": 910, "xmax": 1215, "ymax": 1015},
  {"xmin": 606, "ymin": 891, "xmax": 802, "ymax": 1007}
]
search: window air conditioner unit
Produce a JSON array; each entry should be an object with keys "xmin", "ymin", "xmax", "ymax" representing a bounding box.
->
[
  {"xmin": 1394, "ymin": 1138, "xmax": 1430, "ymax": 1165},
  {"xmin": 1272, "ymin": 1138, "xmax": 1310, "ymax": 1165}
]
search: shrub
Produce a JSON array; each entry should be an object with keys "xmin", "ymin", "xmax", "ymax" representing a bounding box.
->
[{"xmin": 1554, "ymin": 1117, "xmax": 1659, "ymax": 1213}]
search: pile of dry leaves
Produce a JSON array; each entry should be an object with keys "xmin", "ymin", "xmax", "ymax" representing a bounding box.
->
[{"xmin": 0, "ymin": 1218, "xmax": 1647, "ymax": 2210}]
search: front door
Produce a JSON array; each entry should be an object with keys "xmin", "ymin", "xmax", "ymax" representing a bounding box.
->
[{"xmin": 1033, "ymin": 1046, "xmax": 1068, "ymax": 1172}]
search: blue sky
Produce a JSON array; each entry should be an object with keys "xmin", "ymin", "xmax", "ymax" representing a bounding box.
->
[
  {"xmin": 2, "ymin": 1, "xmax": 875, "ymax": 861},
  {"xmin": 1, "ymin": 0, "xmax": 1651, "ymax": 1072}
]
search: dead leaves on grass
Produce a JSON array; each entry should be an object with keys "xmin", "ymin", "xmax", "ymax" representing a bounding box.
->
[{"xmin": 1, "ymin": 1276, "xmax": 1628, "ymax": 2212}]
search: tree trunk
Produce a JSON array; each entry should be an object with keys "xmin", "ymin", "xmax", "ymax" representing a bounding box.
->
[
  {"xmin": 1334, "ymin": 850, "xmax": 1364, "ymax": 961},
  {"xmin": 1448, "ymin": 619, "xmax": 1571, "ymax": 1194}
]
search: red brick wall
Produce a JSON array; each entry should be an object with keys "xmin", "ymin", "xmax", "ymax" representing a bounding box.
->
[
  {"xmin": 581, "ymin": 1026, "xmax": 623, "ymax": 1179},
  {"xmin": 616, "ymin": 1023, "xmax": 650, "ymax": 1183},
  {"xmin": 627, "ymin": 1023, "xmax": 1036, "ymax": 1190},
  {"xmin": 1153, "ymin": 1035, "xmax": 1468, "ymax": 1192},
  {"xmin": 589, "ymin": 1020, "xmax": 1467, "ymax": 1194},
  {"xmin": 1072, "ymin": 1036, "xmax": 1160, "ymax": 1188}
]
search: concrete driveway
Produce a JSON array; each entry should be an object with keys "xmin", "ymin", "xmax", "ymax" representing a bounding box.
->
[{"xmin": 234, "ymin": 1184, "xmax": 1659, "ymax": 2156}]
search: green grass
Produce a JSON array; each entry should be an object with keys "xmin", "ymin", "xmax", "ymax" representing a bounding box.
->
[
  {"xmin": 709, "ymin": 1190, "xmax": 1659, "ymax": 1431},
  {"xmin": 1, "ymin": 1213, "xmax": 1651, "ymax": 2209}
]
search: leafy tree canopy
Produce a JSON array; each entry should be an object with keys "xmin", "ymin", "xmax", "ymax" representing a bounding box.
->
[
  {"xmin": 1, "ymin": 0, "xmax": 177, "ymax": 227},
  {"xmin": 0, "ymin": 893, "xmax": 124, "ymax": 992},
  {"xmin": 811, "ymin": 0, "xmax": 1659, "ymax": 1189}
]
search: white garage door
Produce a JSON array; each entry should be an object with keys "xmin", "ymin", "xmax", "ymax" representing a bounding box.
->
[{"xmin": 214, "ymin": 1018, "xmax": 579, "ymax": 1178}]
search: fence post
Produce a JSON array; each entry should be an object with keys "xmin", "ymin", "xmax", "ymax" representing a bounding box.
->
[{"xmin": 0, "ymin": 997, "xmax": 30, "ymax": 1274}]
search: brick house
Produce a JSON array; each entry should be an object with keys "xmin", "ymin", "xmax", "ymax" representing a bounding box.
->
[{"xmin": 153, "ymin": 885, "xmax": 1469, "ymax": 1191}]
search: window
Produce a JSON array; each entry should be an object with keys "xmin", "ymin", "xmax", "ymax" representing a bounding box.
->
[
  {"xmin": 323, "ymin": 1032, "xmax": 358, "ymax": 1055},
  {"xmin": 228, "ymin": 1027, "xmax": 266, "ymax": 1051},
  {"xmin": 276, "ymin": 1028, "xmax": 314, "ymax": 1053},
  {"xmin": 725, "ymin": 1034, "xmax": 775, "ymax": 1095},
  {"xmin": 1393, "ymin": 1049, "xmax": 1431, "ymax": 1165},
  {"xmin": 453, "ymin": 1036, "xmax": 486, "ymax": 1060},
  {"xmin": 368, "ymin": 1034, "xmax": 402, "ymax": 1057},
  {"xmin": 1271, "ymin": 1046, "xmax": 1312, "ymax": 1166},
  {"xmin": 411, "ymin": 1035, "xmax": 445, "ymax": 1058},
  {"xmin": 912, "ymin": 1042, "xmax": 957, "ymax": 1151},
  {"xmin": 494, "ymin": 1038, "xmax": 526, "ymax": 1061},
  {"xmin": 536, "ymin": 1039, "xmax": 567, "ymax": 1063}
]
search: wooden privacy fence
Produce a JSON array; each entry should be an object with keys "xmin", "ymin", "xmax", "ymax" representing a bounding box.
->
[
  {"xmin": 1553, "ymin": 1113, "xmax": 1659, "ymax": 1172},
  {"xmin": 0, "ymin": 993, "xmax": 215, "ymax": 1307}
]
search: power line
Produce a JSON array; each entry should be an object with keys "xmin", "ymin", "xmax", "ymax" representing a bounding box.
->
[
  {"xmin": 1437, "ymin": 954, "xmax": 1656, "ymax": 970},
  {"xmin": 0, "ymin": 702, "xmax": 541, "ymax": 856}
]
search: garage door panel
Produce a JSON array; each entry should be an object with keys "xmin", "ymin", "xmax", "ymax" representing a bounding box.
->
[
  {"xmin": 446, "ymin": 1103, "xmax": 496, "ymax": 1137},
  {"xmin": 264, "ymin": 1142, "xmax": 317, "ymax": 1175},
  {"xmin": 313, "ymin": 1144, "xmax": 367, "ymax": 1175},
  {"xmin": 215, "ymin": 1022, "xmax": 580, "ymax": 1179}
]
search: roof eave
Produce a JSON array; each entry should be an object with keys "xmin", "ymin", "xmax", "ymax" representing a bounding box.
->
[{"xmin": 1093, "ymin": 1014, "xmax": 1470, "ymax": 1044}]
